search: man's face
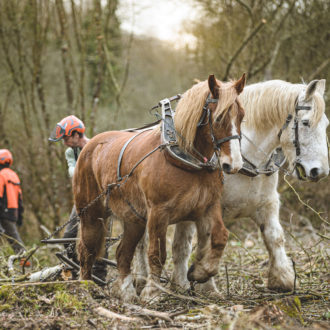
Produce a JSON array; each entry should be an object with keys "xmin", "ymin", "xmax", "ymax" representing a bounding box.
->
[{"xmin": 63, "ymin": 133, "xmax": 80, "ymax": 148}]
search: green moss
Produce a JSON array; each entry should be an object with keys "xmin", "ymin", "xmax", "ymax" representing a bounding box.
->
[
  {"xmin": 54, "ymin": 291, "xmax": 84, "ymax": 311},
  {"xmin": 0, "ymin": 285, "xmax": 11, "ymax": 300},
  {"xmin": 80, "ymin": 280, "xmax": 96, "ymax": 289},
  {"xmin": 275, "ymin": 296, "xmax": 304, "ymax": 325},
  {"xmin": 0, "ymin": 304, "xmax": 12, "ymax": 312}
]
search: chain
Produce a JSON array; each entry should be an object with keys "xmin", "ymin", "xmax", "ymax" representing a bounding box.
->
[{"xmin": 78, "ymin": 184, "xmax": 118, "ymax": 217}]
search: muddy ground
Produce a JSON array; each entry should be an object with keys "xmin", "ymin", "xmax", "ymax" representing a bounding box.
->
[{"xmin": 0, "ymin": 216, "xmax": 329, "ymax": 329}]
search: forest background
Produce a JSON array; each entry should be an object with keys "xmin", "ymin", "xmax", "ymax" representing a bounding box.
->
[{"xmin": 0, "ymin": 0, "xmax": 328, "ymax": 242}]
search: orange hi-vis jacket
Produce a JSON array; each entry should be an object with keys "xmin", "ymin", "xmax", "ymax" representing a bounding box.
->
[{"xmin": 0, "ymin": 168, "xmax": 23, "ymax": 222}]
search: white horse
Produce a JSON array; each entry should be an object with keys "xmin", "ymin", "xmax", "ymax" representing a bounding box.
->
[{"xmin": 134, "ymin": 79, "xmax": 329, "ymax": 293}]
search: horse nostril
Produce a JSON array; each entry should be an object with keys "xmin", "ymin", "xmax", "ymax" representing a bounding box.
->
[
  {"xmin": 310, "ymin": 168, "xmax": 319, "ymax": 179},
  {"xmin": 222, "ymin": 163, "xmax": 232, "ymax": 173}
]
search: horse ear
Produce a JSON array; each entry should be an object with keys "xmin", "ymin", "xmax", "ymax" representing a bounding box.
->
[
  {"xmin": 305, "ymin": 79, "xmax": 321, "ymax": 100},
  {"xmin": 316, "ymin": 79, "xmax": 326, "ymax": 96},
  {"xmin": 208, "ymin": 74, "xmax": 220, "ymax": 98},
  {"xmin": 234, "ymin": 73, "xmax": 246, "ymax": 95}
]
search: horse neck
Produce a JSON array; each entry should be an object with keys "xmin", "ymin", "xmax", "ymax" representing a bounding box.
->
[
  {"xmin": 241, "ymin": 123, "xmax": 281, "ymax": 165},
  {"xmin": 193, "ymin": 125, "xmax": 215, "ymax": 160}
]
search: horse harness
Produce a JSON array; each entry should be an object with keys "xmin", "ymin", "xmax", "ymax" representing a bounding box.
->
[
  {"xmin": 278, "ymin": 98, "xmax": 312, "ymax": 157},
  {"xmin": 117, "ymin": 94, "xmax": 241, "ymax": 178},
  {"xmin": 239, "ymin": 98, "xmax": 312, "ymax": 177},
  {"xmin": 159, "ymin": 94, "xmax": 241, "ymax": 171}
]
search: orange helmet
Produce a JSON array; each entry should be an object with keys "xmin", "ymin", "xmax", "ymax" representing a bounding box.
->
[
  {"xmin": 0, "ymin": 149, "xmax": 13, "ymax": 166},
  {"xmin": 49, "ymin": 115, "xmax": 85, "ymax": 142}
]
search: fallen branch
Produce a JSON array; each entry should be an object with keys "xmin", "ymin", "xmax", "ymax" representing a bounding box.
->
[
  {"xmin": 94, "ymin": 306, "xmax": 139, "ymax": 322},
  {"xmin": 8, "ymin": 254, "xmax": 20, "ymax": 273},
  {"xmin": 124, "ymin": 303, "xmax": 172, "ymax": 322},
  {"xmin": 29, "ymin": 264, "xmax": 64, "ymax": 282},
  {"xmin": 0, "ymin": 273, "xmax": 30, "ymax": 283}
]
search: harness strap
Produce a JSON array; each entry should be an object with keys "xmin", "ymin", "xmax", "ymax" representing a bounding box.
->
[
  {"xmin": 278, "ymin": 114, "xmax": 293, "ymax": 139},
  {"xmin": 295, "ymin": 105, "xmax": 312, "ymax": 110},
  {"xmin": 117, "ymin": 130, "xmax": 148, "ymax": 181},
  {"xmin": 126, "ymin": 145, "xmax": 164, "ymax": 178},
  {"xmin": 197, "ymin": 94, "xmax": 219, "ymax": 127},
  {"xmin": 242, "ymin": 99, "xmax": 312, "ymax": 177},
  {"xmin": 215, "ymin": 135, "xmax": 241, "ymax": 147}
]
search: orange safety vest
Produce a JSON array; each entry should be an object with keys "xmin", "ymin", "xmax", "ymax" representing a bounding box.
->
[{"xmin": 0, "ymin": 168, "xmax": 22, "ymax": 209}]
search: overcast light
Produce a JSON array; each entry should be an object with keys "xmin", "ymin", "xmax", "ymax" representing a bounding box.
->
[{"xmin": 118, "ymin": 0, "xmax": 197, "ymax": 47}]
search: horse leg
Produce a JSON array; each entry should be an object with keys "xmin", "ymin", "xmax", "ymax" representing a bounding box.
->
[
  {"xmin": 171, "ymin": 221, "xmax": 219, "ymax": 294},
  {"xmin": 254, "ymin": 198, "xmax": 295, "ymax": 292},
  {"xmin": 171, "ymin": 221, "xmax": 195, "ymax": 290},
  {"xmin": 187, "ymin": 204, "xmax": 228, "ymax": 284},
  {"xmin": 112, "ymin": 220, "xmax": 145, "ymax": 302},
  {"xmin": 132, "ymin": 230, "xmax": 149, "ymax": 294},
  {"xmin": 140, "ymin": 209, "xmax": 167, "ymax": 302},
  {"xmin": 78, "ymin": 201, "xmax": 107, "ymax": 280}
]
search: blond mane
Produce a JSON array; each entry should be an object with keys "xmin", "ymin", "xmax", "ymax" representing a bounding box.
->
[
  {"xmin": 174, "ymin": 79, "xmax": 238, "ymax": 152},
  {"xmin": 240, "ymin": 80, "xmax": 325, "ymax": 131}
]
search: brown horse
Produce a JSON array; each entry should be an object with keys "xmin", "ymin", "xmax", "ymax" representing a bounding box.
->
[{"xmin": 73, "ymin": 74, "xmax": 246, "ymax": 301}]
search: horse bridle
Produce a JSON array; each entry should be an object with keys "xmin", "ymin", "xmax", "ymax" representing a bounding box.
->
[
  {"xmin": 278, "ymin": 98, "xmax": 312, "ymax": 158},
  {"xmin": 198, "ymin": 94, "xmax": 241, "ymax": 153}
]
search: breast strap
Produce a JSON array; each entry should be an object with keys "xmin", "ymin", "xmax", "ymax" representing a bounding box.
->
[{"xmin": 117, "ymin": 130, "xmax": 148, "ymax": 181}]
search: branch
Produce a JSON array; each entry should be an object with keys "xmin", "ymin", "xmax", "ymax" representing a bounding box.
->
[
  {"xmin": 94, "ymin": 306, "xmax": 139, "ymax": 322},
  {"xmin": 307, "ymin": 57, "xmax": 330, "ymax": 81},
  {"xmin": 123, "ymin": 303, "xmax": 173, "ymax": 322},
  {"xmin": 223, "ymin": 19, "xmax": 266, "ymax": 80},
  {"xmin": 236, "ymin": 0, "xmax": 254, "ymax": 25}
]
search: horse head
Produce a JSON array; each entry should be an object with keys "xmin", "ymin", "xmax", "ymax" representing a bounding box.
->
[
  {"xmin": 206, "ymin": 73, "xmax": 246, "ymax": 174},
  {"xmin": 280, "ymin": 79, "xmax": 329, "ymax": 182}
]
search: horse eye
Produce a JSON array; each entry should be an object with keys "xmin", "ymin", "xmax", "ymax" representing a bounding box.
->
[{"xmin": 302, "ymin": 119, "xmax": 310, "ymax": 127}]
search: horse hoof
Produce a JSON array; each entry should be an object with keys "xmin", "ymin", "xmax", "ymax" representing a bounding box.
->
[
  {"xmin": 187, "ymin": 264, "xmax": 211, "ymax": 283},
  {"xmin": 140, "ymin": 284, "xmax": 161, "ymax": 303},
  {"xmin": 134, "ymin": 277, "xmax": 146, "ymax": 295},
  {"xmin": 268, "ymin": 281, "xmax": 296, "ymax": 293},
  {"xmin": 187, "ymin": 264, "xmax": 195, "ymax": 282},
  {"xmin": 194, "ymin": 278, "xmax": 220, "ymax": 296},
  {"xmin": 268, "ymin": 269, "xmax": 296, "ymax": 292},
  {"xmin": 112, "ymin": 277, "xmax": 138, "ymax": 302}
]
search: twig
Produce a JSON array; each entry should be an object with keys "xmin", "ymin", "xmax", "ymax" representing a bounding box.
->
[
  {"xmin": 283, "ymin": 174, "xmax": 329, "ymax": 226},
  {"xmin": 169, "ymin": 308, "xmax": 189, "ymax": 318},
  {"xmin": 292, "ymin": 259, "xmax": 296, "ymax": 294},
  {"xmin": 144, "ymin": 280, "xmax": 210, "ymax": 305},
  {"xmin": 316, "ymin": 233, "xmax": 330, "ymax": 241},
  {"xmin": 0, "ymin": 273, "xmax": 30, "ymax": 283},
  {"xmin": 22, "ymin": 247, "xmax": 38, "ymax": 274},
  {"xmin": 225, "ymin": 264, "xmax": 230, "ymax": 297}
]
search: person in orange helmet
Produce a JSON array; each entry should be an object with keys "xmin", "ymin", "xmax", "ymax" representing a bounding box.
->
[
  {"xmin": 0, "ymin": 149, "xmax": 27, "ymax": 259},
  {"xmin": 49, "ymin": 115, "xmax": 107, "ymax": 283},
  {"xmin": 49, "ymin": 115, "xmax": 89, "ymax": 175}
]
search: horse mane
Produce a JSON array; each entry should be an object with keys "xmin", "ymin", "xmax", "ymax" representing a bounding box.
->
[
  {"xmin": 174, "ymin": 79, "xmax": 238, "ymax": 152},
  {"xmin": 240, "ymin": 80, "xmax": 325, "ymax": 131}
]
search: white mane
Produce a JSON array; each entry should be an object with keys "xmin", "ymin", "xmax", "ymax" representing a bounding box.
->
[{"xmin": 239, "ymin": 80, "xmax": 325, "ymax": 130}]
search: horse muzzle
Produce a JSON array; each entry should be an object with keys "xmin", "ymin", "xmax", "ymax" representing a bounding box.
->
[{"xmin": 295, "ymin": 163, "xmax": 329, "ymax": 182}]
